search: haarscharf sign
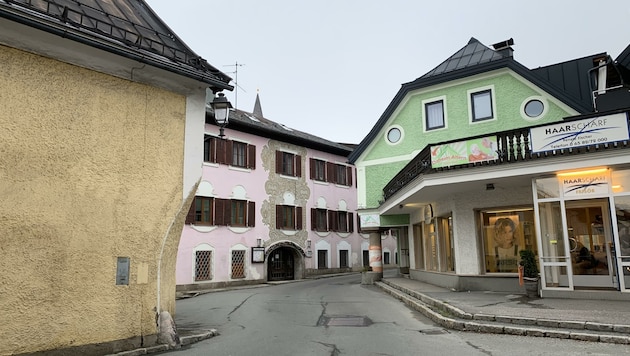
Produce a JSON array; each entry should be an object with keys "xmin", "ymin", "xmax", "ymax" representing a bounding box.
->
[{"xmin": 530, "ymin": 113, "xmax": 629, "ymax": 153}]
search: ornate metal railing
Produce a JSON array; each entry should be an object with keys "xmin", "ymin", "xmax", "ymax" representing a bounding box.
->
[{"xmin": 382, "ymin": 111, "xmax": 630, "ymax": 201}]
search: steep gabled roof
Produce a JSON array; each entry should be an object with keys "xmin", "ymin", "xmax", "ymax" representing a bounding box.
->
[
  {"xmin": 207, "ymin": 108, "xmax": 353, "ymax": 157},
  {"xmin": 348, "ymin": 38, "xmax": 598, "ymax": 163},
  {"xmin": 0, "ymin": 0, "xmax": 232, "ymax": 90},
  {"xmin": 420, "ymin": 38, "xmax": 506, "ymax": 79}
]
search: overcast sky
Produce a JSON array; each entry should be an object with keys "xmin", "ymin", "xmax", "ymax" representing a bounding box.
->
[{"xmin": 148, "ymin": 0, "xmax": 629, "ymax": 144}]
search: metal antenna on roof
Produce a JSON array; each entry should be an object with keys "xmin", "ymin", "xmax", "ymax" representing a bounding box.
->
[{"xmin": 223, "ymin": 62, "xmax": 247, "ymax": 110}]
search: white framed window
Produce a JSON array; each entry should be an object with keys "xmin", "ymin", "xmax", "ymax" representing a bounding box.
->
[
  {"xmin": 520, "ymin": 96, "xmax": 548, "ymax": 121},
  {"xmin": 384, "ymin": 125, "xmax": 404, "ymax": 145},
  {"xmin": 468, "ymin": 86, "xmax": 496, "ymax": 123},
  {"xmin": 422, "ymin": 96, "xmax": 447, "ymax": 131},
  {"xmin": 193, "ymin": 244, "xmax": 214, "ymax": 282}
]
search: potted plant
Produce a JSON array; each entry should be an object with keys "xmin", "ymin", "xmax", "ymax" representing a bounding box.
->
[{"xmin": 519, "ymin": 249, "xmax": 540, "ymax": 298}]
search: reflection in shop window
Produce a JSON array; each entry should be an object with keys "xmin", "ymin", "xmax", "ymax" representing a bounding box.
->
[{"xmin": 480, "ymin": 208, "xmax": 537, "ymax": 273}]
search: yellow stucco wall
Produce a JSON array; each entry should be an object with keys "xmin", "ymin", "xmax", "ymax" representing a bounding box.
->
[{"xmin": 0, "ymin": 45, "xmax": 187, "ymax": 354}]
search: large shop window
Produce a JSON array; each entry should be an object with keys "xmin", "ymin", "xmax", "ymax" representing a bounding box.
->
[
  {"xmin": 480, "ymin": 208, "xmax": 537, "ymax": 273},
  {"xmin": 416, "ymin": 215, "xmax": 454, "ymax": 272}
]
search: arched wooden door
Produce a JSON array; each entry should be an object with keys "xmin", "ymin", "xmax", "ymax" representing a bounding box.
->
[{"xmin": 268, "ymin": 247, "xmax": 295, "ymax": 281}]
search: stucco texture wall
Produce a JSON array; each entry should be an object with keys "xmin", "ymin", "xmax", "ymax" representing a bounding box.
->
[
  {"xmin": 359, "ymin": 72, "xmax": 574, "ymax": 209},
  {"xmin": 0, "ymin": 45, "xmax": 187, "ymax": 354}
]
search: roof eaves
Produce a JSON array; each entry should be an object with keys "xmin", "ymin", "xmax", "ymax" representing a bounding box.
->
[
  {"xmin": 0, "ymin": 1, "xmax": 233, "ymax": 90},
  {"xmin": 349, "ymin": 57, "xmax": 593, "ymax": 163}
]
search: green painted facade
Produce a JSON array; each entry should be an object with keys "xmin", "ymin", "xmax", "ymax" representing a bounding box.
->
[{"xmin": 359, "ymin": 71, "xmax": 576, "ymax": 208}]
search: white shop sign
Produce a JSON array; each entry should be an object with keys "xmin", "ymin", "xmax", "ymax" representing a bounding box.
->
[{"xmin": 530, "ymin": 113, "xmax": 629, "ymax": 153}]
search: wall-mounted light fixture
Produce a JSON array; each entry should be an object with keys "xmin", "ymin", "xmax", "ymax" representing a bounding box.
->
[
  {"xmin": 257, "ymin": 238, "xmax": 262, "ymax": 247},
  {"xmin": 306, "ymin": 240, "xmax": 311, "ymax": 248},
  {"xmin": 210, "ymin": 92, "xmax": 233, "ymax": 138}
]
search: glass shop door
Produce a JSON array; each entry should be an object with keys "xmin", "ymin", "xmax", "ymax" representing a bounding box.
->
[{"xmin": 565, "ymin": 199, "xmax": 617, "ymax": 289}]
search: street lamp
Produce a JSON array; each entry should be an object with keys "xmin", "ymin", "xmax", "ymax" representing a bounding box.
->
[{"xmin": 211, "ymin": 92, "xmax": 233, "ymax": 138}]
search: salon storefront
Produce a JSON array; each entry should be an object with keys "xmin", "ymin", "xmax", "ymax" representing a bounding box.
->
[{"xmin": 378, "ymin": 110, "xmax": 630, "ymax": 298}]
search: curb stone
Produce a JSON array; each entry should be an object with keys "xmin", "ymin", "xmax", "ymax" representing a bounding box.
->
[
  {"xmin": 106, "ymin": 329, "xmax": 219, "ymax": 356},
  {"xmin": 375, "ymin": 280, "xmax": 630, "ymax": 345}
]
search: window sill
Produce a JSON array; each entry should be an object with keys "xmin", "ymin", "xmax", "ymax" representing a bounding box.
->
[
  {"xmin": 229, "ymin": 166, "xmax": 252, "ymax": 173},
  {"xmin": 190, "ymin": 224, "xmax": 218, "ymax": 233}
]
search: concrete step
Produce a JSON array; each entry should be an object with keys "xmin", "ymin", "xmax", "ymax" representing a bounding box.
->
[{"xmin": 375, "ymin": 280, "xmax": 630, "ymax": 345}]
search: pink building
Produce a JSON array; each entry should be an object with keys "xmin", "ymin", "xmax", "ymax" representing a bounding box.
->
[{"xmin": 176, "ymin": 97, "xmax": 397, "ymax": 291}]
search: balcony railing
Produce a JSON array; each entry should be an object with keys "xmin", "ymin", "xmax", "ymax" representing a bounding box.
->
[{"xmin": 382, "ymin": 111, "xmax": 630, "ymax": 201}]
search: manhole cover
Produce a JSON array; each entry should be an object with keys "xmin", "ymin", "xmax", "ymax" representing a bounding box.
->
[{"xmin": 319, "ymin": 315, "xmax": 372, "ymax": 327}]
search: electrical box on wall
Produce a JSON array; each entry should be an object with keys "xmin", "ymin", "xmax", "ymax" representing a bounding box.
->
[{"xmin": 116, "ymin": 257, "xmax": 130, "ymax": 285}]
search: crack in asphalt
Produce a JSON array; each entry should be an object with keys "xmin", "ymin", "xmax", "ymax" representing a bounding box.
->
[
  {"xmin": 314, "ymin": 341, "xmax": 340, "ymax": 356},
  {"xmin": 227, "ymin": 293, "xmax": 257, "ymax": 320}
]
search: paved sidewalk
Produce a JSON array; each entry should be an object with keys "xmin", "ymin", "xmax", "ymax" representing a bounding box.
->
[{"xmin": 377, "ymin": 276, "xmax": 630, "ymax": 344}]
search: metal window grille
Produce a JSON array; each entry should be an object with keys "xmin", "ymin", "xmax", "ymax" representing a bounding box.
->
[
  {"xmin": 232, "ymin": 250, "xmax": 246, "ymax": 279},
  {"xmin": 195, "ymin": 250, "xmax": 212, "ymax": 281}
]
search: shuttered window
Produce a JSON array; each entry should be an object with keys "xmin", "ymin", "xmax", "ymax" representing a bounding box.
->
[
  {"xmin": 276, "ymin": 205, "xmax": 303, "ymax": 230},
  {"xmin": 275, "ymin": 151, "xmax": 301, "ymax": 177}
]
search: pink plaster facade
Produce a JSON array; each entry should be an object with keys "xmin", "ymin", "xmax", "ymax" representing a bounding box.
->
[{"xmin": 176, "ymin": 111, "xmax": 397, "ymax": 290}]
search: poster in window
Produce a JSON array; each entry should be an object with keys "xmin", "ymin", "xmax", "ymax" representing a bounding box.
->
[{"xmin": 486, "ymin": 215, "xmax": 521, "ymax": 273}]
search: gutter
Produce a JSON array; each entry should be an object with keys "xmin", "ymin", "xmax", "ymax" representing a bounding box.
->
[{"xmin": 0, "ymin": 7, "xmax": 234, "ymax": 91}]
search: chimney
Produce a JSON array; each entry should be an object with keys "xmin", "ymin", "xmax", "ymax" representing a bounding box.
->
[{"xmin": 492, "ymin": 38, "xmax": 514, "ymax": 58}]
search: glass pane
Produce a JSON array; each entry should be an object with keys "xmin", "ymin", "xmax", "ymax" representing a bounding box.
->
[
  {"xmin": 539, "ymin": 201, "xmax": 567, "ymax": 258},
  {"xmin": 387, "ymin": 128, "xmax": 401, "ymax": 143},
  {"xmin": 536, "ymin": 177, "xmax": 560, "ymax": 199},
  {"xmin": 614, "ymin": 196, "xmax": 630, "ymax": 258},
  {"xmin": 525, "ymin": 100, "xmax": 544, "ymax": 117},
  {"xmin": 567, "ymin": 205, "xmax": 609, "ymax": 276},
  {"xmin": 481, "ymin": 209, "xmax": 536, "ymax": 273},
  {"xmin": 612, "ymin": 169, "xmax": 630, "ymax": 194},
  {"xmin": 426, "ymin": 101, "xmax": 444, "ymax": 129},
  {"xmin": 543, "ymin": 265, "xmax": 569, "ymax": 288},
  {"xmin": 472, "ymin": 91, "xmax": 492, "ymax": 120}
]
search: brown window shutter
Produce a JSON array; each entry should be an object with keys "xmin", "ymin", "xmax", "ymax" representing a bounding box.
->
[
  {"xmin": 247, "ymin": 201, "xmax": 255, "ymax": 227},
  {"xmin": 295, "ymin": 155, "xmax": 302, "ymax": 177},
  {"xmin": 214, "ymin": 199, "xmax": 225, "ymax": 225},
  {"xmin": 275, "ymin": 151, "xmax": 282, "ymax": 174},
  {"xmin": 216, "ymin": 139, "xmax": 227, "ymax": 165},
  {"xmin": 296, "ymin": 206, "xmax": 303, "ymax": 230},
  {"xmin": 348, "ymin": 212, "xmax": 354, "ymax": 232},
  {"xmin": 309, "ymin": 158, "xmax": 315, "ymax": 179},
  {"xmin": 276, "ymin": 205, "xmax": 283, "ymax": 229},
  {"xmin": 223, "ymin": 199, "xmax": 232, "ymax": 225},
  {"xmin": 248, "ymin": 144, "xmax": 256, "ymax": 169},
  {"xmin": 185, "ymin": 198, "xmax": 196, "ymax": 224},
  {"xmin": 326, "ymin": 162, "xmax": 335, "ymax": 183},
  {"xmin": 346, "ymin": 166, "xmax": 353, "ymax": 186},
  {"xmin": 310, "ymin": 208, "xmax": 316, "ymax": 230}
]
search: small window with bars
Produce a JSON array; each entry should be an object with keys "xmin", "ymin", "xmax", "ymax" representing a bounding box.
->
[
  {"xmin": 195, "ymin": 250, "xmax": 212, "ymax": 281},
  {"xmin": 231, "ymin": 250, "xmax": 246, "ymax": 279}
]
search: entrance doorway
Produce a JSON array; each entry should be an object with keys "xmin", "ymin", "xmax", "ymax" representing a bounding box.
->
[
  {"xmin": 565, "ymin": 199, "xmax": 617, "ymax": 288},
  {"xmin": 268, "ymin": 247, "xmax": 295, "ymax": 281}
]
